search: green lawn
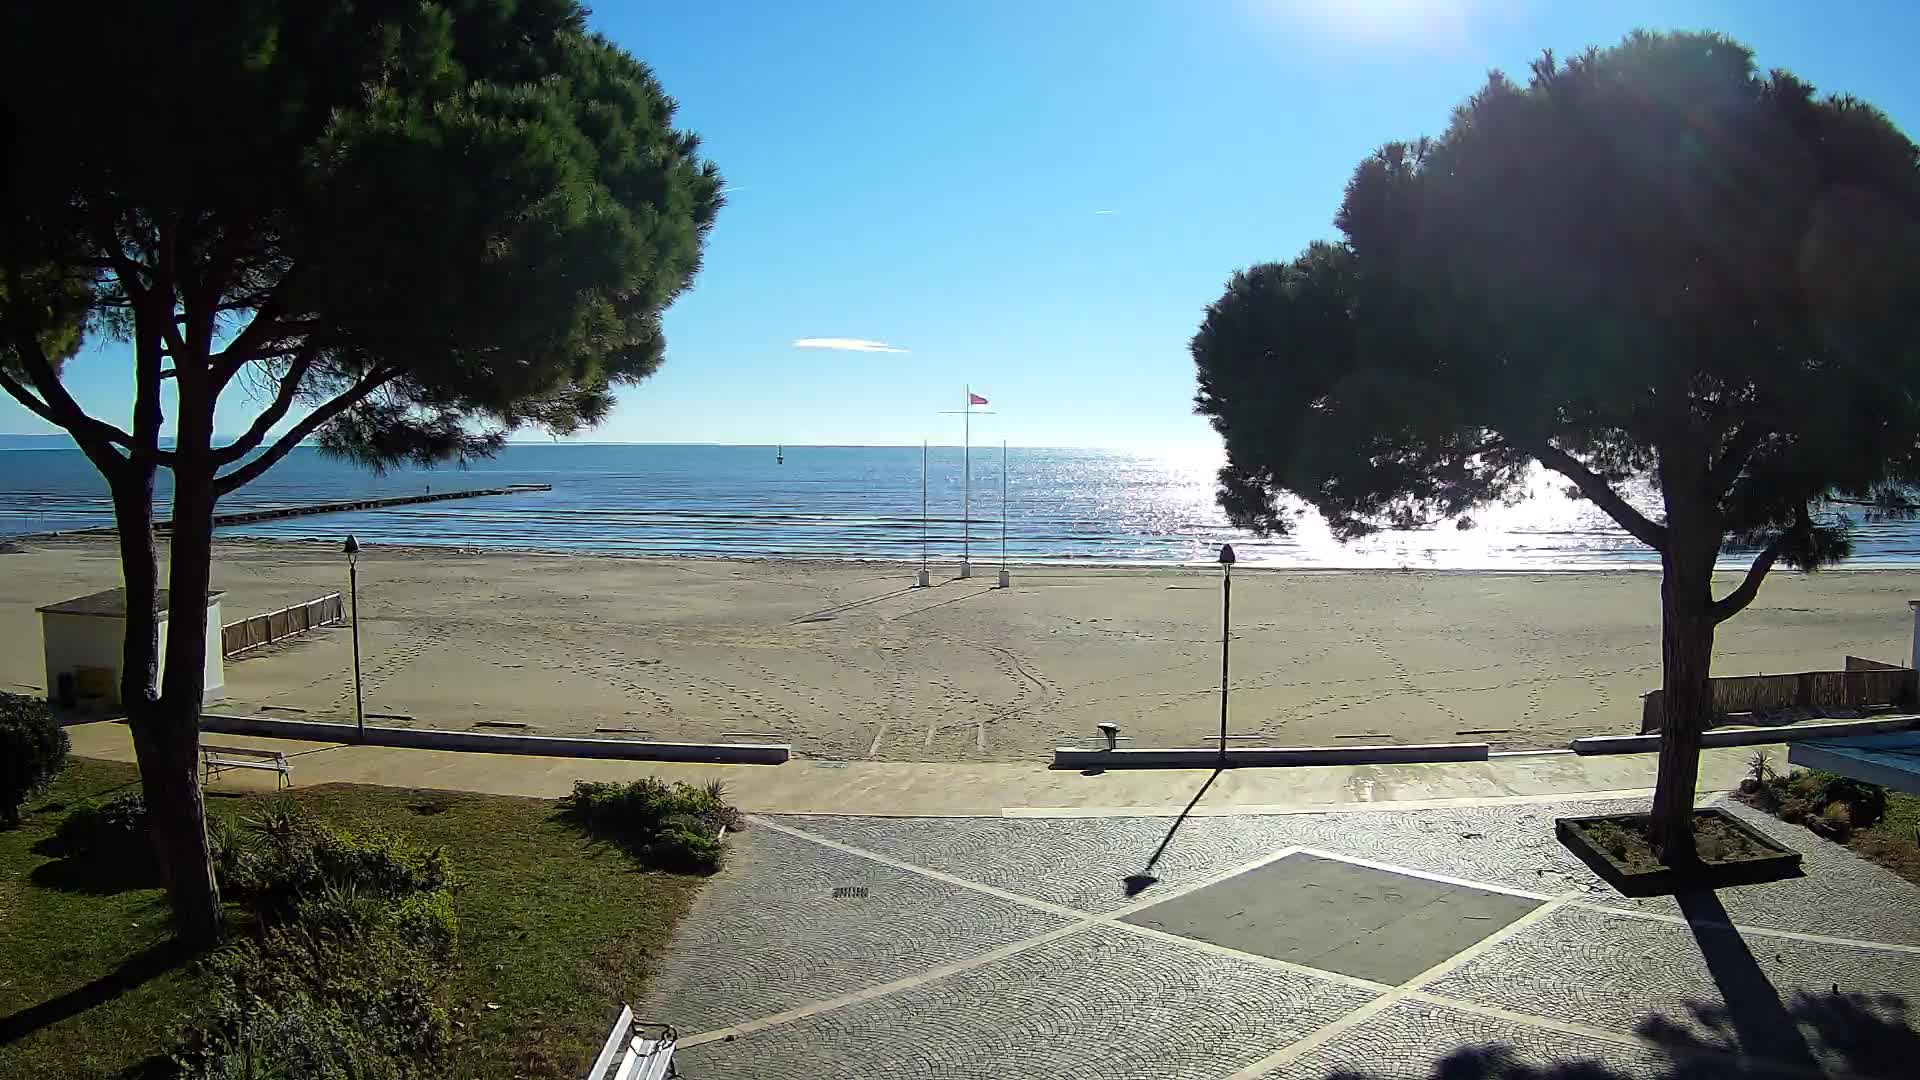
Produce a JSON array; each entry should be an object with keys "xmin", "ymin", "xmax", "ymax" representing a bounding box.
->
[
  {"xmin": 1, "ymin": 759, "xmax": 704, "ymax": 1079},
  {"xmin": 1852, "ymin": 789, "xmax": 1920, "ymax": 884}
]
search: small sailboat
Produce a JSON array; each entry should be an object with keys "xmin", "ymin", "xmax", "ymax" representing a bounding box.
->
[{"xmin": 776, "ymin": 444, "xmax": 784, "ymax": 465}]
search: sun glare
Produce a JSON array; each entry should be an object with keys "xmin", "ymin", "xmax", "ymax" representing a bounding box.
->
[{"xmin": 1252, "ymin": 0, "xmax": 1523, "ymax": 50}]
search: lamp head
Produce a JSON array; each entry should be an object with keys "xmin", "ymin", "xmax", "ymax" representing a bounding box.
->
[
  {"xmin": 343, "ymin": 534, "xmax": 360, "ymax": 560},
  {"xmin": 1218, "ymin": 543, "xmax": 1236, "ymax": 566}
]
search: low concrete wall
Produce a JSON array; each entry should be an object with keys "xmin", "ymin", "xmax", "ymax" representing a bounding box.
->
[
  {"xmin": 200, "ymin": 713, "xmax": 789, "ymax": 765},
  {"xmin": 1052, "ymin": 742, "xmax": 1488, "ymax": 770},
  {"xmin": 1572, "ymin": 714, "xmax": 1920, "ymax": 756}
]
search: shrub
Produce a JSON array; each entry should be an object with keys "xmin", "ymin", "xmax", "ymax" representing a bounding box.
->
[
  {"xmin": 0, "ymin": 692, "xmax": 67, "ymax": 827},
  {"xmin": 560, "ymin": 777, "xmax": 740, "ymax": 873},
  {"xmin": 227, "ymin": 802, "xmax": 453, "ymax": 918},
  {"xmin": 1742, "ymin": 766, "xmax": 1899, "ymax": 848},
  {"xmin": 1811, "ymin": 772, "xmax": 1889, "ymax": 831},
  {"xmin": 652, "ymin": 812, "xmax": 726, "ymax": 873},
  {"xmin": 172, "ymin": 820, "xmax": 459, "ymax": 1079},
  {"xmin": 173, "ymin": 886, "xmax": 453, "ymax": 1080},
  {"xmin": 209, "ymin": 813, "xmax": 251, "ymax": 887},
  {"xmin": 1787, "ymin": 770, "xmax": 1825, "ymax": 800},
  {"xmin": 50, "ymin": 792, "xmax": 153, "ymax": 864},
  {"xmin": 1776, "ymin": 794, "xmax": 1816, "ymax": 825}
]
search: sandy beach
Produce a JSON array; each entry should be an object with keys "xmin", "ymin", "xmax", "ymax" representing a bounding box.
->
[{"xmin": 4, "ymin": 536, "xmax": 1917, "ymax": 761}]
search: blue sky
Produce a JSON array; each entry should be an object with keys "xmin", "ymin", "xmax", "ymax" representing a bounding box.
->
[{"xmin": 7, "ymin": 0, "xmax": 1917, "ymax": 453}]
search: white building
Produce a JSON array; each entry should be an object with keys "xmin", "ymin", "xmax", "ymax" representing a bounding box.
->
[{"xmin": 37, "ymin": 588, "xmax": 225, "ymax": 707}]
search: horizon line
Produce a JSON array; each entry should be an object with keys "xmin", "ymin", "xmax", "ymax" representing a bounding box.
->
[{"xmin": 0, "ymin": 433, "xmax": 1220, "ymax": 455}]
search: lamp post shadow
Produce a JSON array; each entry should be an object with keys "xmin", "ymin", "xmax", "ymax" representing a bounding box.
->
[{"xmin": 1121, "ymin": 767, "xmax": 1222, "ymax": 897}]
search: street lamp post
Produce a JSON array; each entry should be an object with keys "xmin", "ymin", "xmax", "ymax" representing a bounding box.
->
[
  {"xmin": 1217, "ymin": 543, "xmax": 1235, "ymax": 763},
  {"xmin": 344, "ymin": 534, "xmax": 364, "ymax": 742}
]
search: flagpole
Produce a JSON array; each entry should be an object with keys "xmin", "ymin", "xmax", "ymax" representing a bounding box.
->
[
  {"xmin": 962, "ymin": 386, "xmax": 972, "ymax": 578},
  {"xmin": 998, "ymin": 439, "xmax": 1011, "ymax": 589},
  {"xmin": 917, "ymin": 440, "xmax": 930, "ymax": 587}
]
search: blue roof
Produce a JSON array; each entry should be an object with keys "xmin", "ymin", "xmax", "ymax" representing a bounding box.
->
[{"xmin": 1788, "ymin": 731, "xmax": 1920, "ymax": 795}]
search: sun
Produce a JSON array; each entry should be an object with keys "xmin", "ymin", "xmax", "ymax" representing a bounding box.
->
[{"xmin": 1250, "ymin": 0, "xmax": 1522, "ymax": 51}]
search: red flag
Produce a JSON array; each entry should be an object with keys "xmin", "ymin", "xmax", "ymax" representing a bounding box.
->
[{"xmin": 969, "ymin": 392, "xmax": 988, "ymax": 405}]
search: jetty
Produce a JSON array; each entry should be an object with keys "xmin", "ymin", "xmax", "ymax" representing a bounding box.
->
[
  {"xmin": 163, "ymin": 484, "xmax": 552, "ymax": 530},
  {"xmin": 14, "ymin": 484, "xmax": 552, "ymax": 540}
]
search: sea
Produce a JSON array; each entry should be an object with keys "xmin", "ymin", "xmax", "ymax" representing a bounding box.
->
[{"xmin": 4, "ymin": 440, "xmax": 1919, "ymax": 569}]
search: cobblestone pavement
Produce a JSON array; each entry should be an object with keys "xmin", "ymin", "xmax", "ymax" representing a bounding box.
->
[{"xmin": 645, "ymin": 793, "xmax": 1920, "ymax": 1079}]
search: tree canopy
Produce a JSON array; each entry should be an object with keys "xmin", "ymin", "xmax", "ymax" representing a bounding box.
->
[
  {"xmin": 0, "ymin": 0, "xmax": 721, "ymax": 943},
  {"xmin": 1192, "ymin": 30, "xmax": 1920, "ymax": 858},
  {"xmin": 1, "ymin": 0, "xmax": 721, "ymax": 478},
  {"xmin": 1198, "ymin": 31, "xmax": 1920, "ymax": 575}
]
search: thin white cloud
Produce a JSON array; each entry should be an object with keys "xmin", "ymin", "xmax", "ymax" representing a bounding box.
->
[
  {"xmin": 792, "ymin": 337, "xmax": 910, "ymax": 354},
  {"xmin": 719, "ymin": 185, "xmax": 751, "ymax": 195},
  {"xmin": 1093, "ymin": 209, "xmax": 1119, "ymax": 215}
]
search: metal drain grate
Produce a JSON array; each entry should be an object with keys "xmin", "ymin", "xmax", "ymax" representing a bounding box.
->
[{"xmin": 832, "ymin": 886, "xmax": 869, "ymax": 899}]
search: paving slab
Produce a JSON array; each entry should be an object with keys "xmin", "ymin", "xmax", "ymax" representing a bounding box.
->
[
  {"xmin": 1422, "ymin": 903, "xmax": 1920, "ymax": 1076},
  {"xmin": 793, "ymin": 798, "xmax": 1920, "ymax": 946},
  {"xmin": 640, "ymin": 827, "xmax": 1071, "ymax": 1033},
  {"xmin": 674, "ymin": 923, "xmax": 1378, "ymax": 1080},
  {"xmin": 1269, "ymin": 998, "xmax": 1690, "ymax": 1079},
  {"xmin": 663, "ymin": 805, "xmax": 1920, "ymax": 1079},
  {"xmin": 1120, "ymin": 852, "xmax": 1542, "ymax": 984},
  {"xmin": 792, "ymin": 797, "xmax": 1660, "ymax": 916}
]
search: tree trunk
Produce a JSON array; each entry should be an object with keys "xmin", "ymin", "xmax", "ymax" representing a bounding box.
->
[
  {"xmin": 110, "ymin": 469, "xmax": 161, "ymax": 715},
  {"xmin": 107, "ymin": 457, "xmax": 221, "ymax": 945},
  {"xmin": 151, "ymin": 401, "xmax": 224, "ymax": 947},
  {"xmin": 128, "ymin": 705, "xmax": 220, "ymax": 945},
  {"xmin": 1651, "ymin": 541, "xmax": 1717, "ymax": 864}
]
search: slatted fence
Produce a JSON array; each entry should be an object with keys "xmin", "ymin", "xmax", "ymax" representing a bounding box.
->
[
  {"xmin": 1640, "ymin": 665, "xmax": 1917, "ymax": 732},
  {"xmin": 221, "ymin": 593, "xmax": 345, "ymax": 657}
]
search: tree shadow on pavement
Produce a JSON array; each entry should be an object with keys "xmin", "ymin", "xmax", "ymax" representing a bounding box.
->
[
  {"xmin": 1635, "ymin": 890, "xmax": 1821, "ymax": 1072},
  {"xmin": 1314, "ymin": 893, "xmax": 1916, "ymax": 1080},
  {"xmin": 1121, "ymin": 768, "xmax": 1220, "ymax": 896},
  {"xmin": 1316, "ymin": 990, "xmax": 1915, "ymax": 1078}
]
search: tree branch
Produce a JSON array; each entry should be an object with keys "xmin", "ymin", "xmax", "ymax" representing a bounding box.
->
[
  {"xmin": 94, "ymin": 212, "xmax": 190, "ymax": 363},
  {"xmin": 211, "ymin": 351, "xmax": 317, "ymax": 466},
  {"xmin": 1706, "ymin": 424, "xmax": 1764, "ymax": 498},
  {"xmin": 1711, "ymin": 534, "xmax": 1786, "ymax": 624},
  {"xmin": 0, "ymin": 350, "xmax": 136, "ymax": 475},
  {"xmin": 209, "ymin": 270, "xmax": 302, "ymax": 388},
  {"xmin": 0, "ymin": 368, "xmax": 63, "ymax": 428},
  {"xmin": 1, "ymin": 264, "xmax": 143, "ymax": 465},
  {"xmin": 213, "ymin": 368, "xmax": 397, "ymax": 495},
  {"xmin": 1531, "ymin": 440, "xmax": 1669, "ymax": 551}
]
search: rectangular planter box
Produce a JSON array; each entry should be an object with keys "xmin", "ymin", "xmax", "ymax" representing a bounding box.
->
[{"xmin": 1556, "ymin": 808, "xmax": 1802, "ymax": 897}]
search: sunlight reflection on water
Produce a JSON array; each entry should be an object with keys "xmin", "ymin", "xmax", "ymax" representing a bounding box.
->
[{"xmin": 4, "ymin": 443, "xmax": 1918, "ymax": 568}]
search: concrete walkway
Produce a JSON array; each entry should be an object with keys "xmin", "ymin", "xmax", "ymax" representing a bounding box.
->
[
  {"xmin": 68, "ymin": 721, "xmax": 1920, "ymax": 1076},
  {"xmin": 70, "ymin": 719, "xmax": 1769, "ymax": 816},
  {"xmin": 648, "ymin": 799, "xmax": 1920, "ymax": 1078}
]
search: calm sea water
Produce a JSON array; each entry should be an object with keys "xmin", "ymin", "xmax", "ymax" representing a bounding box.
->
[{"xmin": 4, "ymin": 441, "xmax": 1919, "ymax": 568}]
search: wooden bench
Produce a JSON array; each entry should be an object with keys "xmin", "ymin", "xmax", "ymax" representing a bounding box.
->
[
  {"xmin": 200, "ymin": 744, "xmax": 293, "ymax": 790},
  {"xmin": 586, "ymin": 1005, "xmax": 676, "ymax": 1080}
]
